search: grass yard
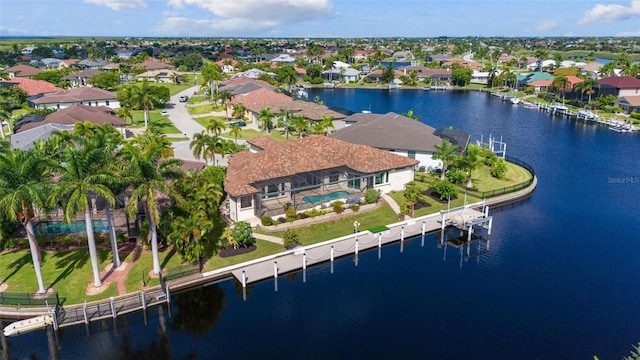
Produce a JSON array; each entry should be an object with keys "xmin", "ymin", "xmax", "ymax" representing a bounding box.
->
[
  {"xmin": 129, "ymin": 110, "xmax": 182, "ymax": 134},
  {"xmin": 255, "ymin": 203, "xmax": 399, "ymax": 245},
  {"xmin": 203, "ymin": 240, "xmax": 284, "ymax": 271},
  {"xmin": 187, "ymin": 103, "xmax": 222, "ymax": 115},
  {"xmin": 123, "ymin": 247, "xmax": 187, "ymax": 293},
  {"xmin": 194, "ymin": 115, "xmax": 226, "ymax": 128}
]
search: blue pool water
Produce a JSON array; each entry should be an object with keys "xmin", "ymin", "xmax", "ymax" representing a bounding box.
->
[
  {"xmin": 9, "ymin": 89, "xmax": 640, "ymax": 359},
  {"xmin": 302, "ymin": 190, "xmax": 349, "ymax": 204},
  {"xmin": 34, "ymin": 219, "xmax": 108, "ymax": 236}
]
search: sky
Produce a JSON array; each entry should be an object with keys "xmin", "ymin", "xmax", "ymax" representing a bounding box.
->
[{"xmin": 1, "ymin": 0, "xmax": 639, "ymax": 38}]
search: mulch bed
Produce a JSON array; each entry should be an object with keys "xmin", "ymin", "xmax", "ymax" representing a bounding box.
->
[
  {"xmin": 422, "ymin": 190, "xmax": 457, "ymax": 204},
  {"xmin": 219, "ymin": 244, "xmax": 257, "ymax": 258}
]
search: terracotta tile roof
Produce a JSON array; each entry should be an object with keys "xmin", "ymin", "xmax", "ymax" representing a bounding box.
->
[
  {"xmin": 599, "ymin": 76, "xmax": 640, "ymax": 89},
  {"xmin": 565, "ymin": 76, "xmax": 584, "ymax": 88},
  {"xmin": 220, "ymin": 79, "xmax": 276, "ymax": 95},
  {"xmin": 247, "ymin": 136, "xmax": 279, "ymax": 150},
  {"xmin": 230, "ymin": 87, "xmax": 293, "ymax": 112},
  {"xmin": 215, "ymin": 59, "xmax": 238, "ymax": 67},
  {"xmin": 617, "ymin": 95, "xmax": 640, "ymax": 106},
  {"xmin": 179, "ymin": 159, "xmax": 207, "ymax": 172},
  {"xmin": 224, "ymin": 136, "xmax": 418, "ymax": 197},
  {"xmin": 1, "ymin": 78, "xmax": 62, "ymax": 96},
  {"xmin": 139, "ymin": 60, "xmax": 175, "ymax": 71},
  {"xmin": 17, "ymin": 104, "xmax": 125, "ymax": 133},
  {"xmin": 529, "ymin": 80, "xmax": 553, "ymax": 86},
  {"xmin": 31, "ymin": 87, "xmax": 116, "ymax": 104},
  {"xmin": 6, "ymin": 64, "xmax": 42, "ymax": 78}
]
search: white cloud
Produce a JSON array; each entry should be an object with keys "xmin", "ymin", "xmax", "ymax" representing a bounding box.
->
[
  {"xmin": 154, "ymin": 17, "xmax": 273, "ymax": 36},
  {"xmin": 163, "ymin": 0, "xmax": 333, "ymax": 34},
  {"xmin": 535, "ymin": 20, "xmax": 559, "ymax": 32},
  {"xmin": 84, "ymin": 0, "xmax": 147, "ymax": 10},
  {"xmin": 616, "ymin": 30, "xmax": 640, "ymax": 36},
  {"xmin": 578, "ymin": 0, "xmax": 640, "ymax": 25},
  {"xmin": 0, "ymin": 26, "xmax": 28, "ymax": 36}
]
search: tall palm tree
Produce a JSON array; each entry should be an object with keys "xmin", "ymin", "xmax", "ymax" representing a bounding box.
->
[
  {"xmin": 258, "ymin": 107, "xmax": 274, "ymax": 135},
  {"xmin": 132, "ymin": 81, "xmax": 159, "ymax": 129},
  {"xmin": 216, "ymin": 90, "xmax": 234, "ymax": 121},
  {"xmin": 121, "ymin": 132, "xmax": 183, "ymax": 275},
  {"xmin": 551, "ymin": 76, "xmax": 571, "ymax": 104},
  {"xmin": 320, "ymin": 115, "xmax": 335, "ymax": 135},
  {"xmin": 190, "ymin": 131, "xmax": 219, "ymax": 165},
  {"xmin": 458, "ymin": 144, "xmax": 482, "ymax": 189},
  {"xmin": 575, "ymin": 78, "xmax": 599, "ymax": 106},
  {"xmin": 278, "ymin": 66, "xmax": 298, "ymax": 92},
  {"xmin": 0, "ymin": 149, "xmax": 52, "ymax": 294},
  {"xmin": 228, "ymin": 124, "xmax": 242, "ymax": 144},
  {"xmin": 432, "ymin": 139, "xmax": 459, "ymax": 180},
  {"xmin": 48, "ymin": 131, "xmax": 117, "ymax": 288},
  {"xmin": 291, "ymin": 115, "xmax": 308, "ymax": 138},
  {"xmin": 232, "ymin": 103, "xmax": 246, "ymax": 120}
]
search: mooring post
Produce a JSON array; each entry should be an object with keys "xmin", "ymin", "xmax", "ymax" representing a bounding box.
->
[
  {"xmin": 485, "ymin": 206, "xmax": 490, "ymax": 218},
  {"xmin": 242, "ymin": 270, "xmax": 247, "ymax": 288},
  {"xmin": 110, "ymin": 297, "xmax": 116, "ymax": 318},
  {"xmin": 303, "ymin": 253, "xmax": 307, "ymax": 270},
  {"xmin": 274, "ymin": 261, "xmax": 278, "ymax": 279},
  {"xmin": 51, "ymin": 309, "xmax": 59, "ymax": 331},
  {"xmin": 467, "ymin": 225, "xmax": 473, "ymax": 242},
  {"xmin": 421, "ymin": 221, "xmax": 425, "ymax": 236},
  {"xmin": 166, "ymin": 286, "xmax": 171, "ymax": 304},
  {"xmin": 330, "ymin": 246, "xmax": 334, "ymax": 262},
  {"xmin": 441, "ymin": 211, "xmax": 446, "ymax": 231},
  {"xmin": 83, "ymin": 301, "xmax": 89, "ymax": 325},
  {"xmin": 355, "ymin": 239, "xmax": 359, "ymax": 255},
  {"xmin": 141, "ymin": 291, "xmax": 147, "ymax": 310},
  {"xmin": 488, "ymin": 217, "xmax": 493, "ymax": 235},
  {"xmin": 401, "ymin": 226, "xmax": 405, "ymax": 241},
  {"xmin": 378, "ymin": 233, "xmax": 382, "ymax": 248}
]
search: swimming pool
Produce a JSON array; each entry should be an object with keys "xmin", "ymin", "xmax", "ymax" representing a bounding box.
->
[
  {"xmin": 34, "ymin": 220, "xmax": 108, "ymax": 236},
  {"xmin": 302, "ymin": 191, "xmax": 349, "ymax": 204}
]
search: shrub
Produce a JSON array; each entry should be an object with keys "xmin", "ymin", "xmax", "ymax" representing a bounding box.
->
[
  {"xmin": 630, "ymin": 111, "xmax": 640, "ymax": 120},
  {"xmin": 332, "ymin": 200, "xmax": 345, "ymax": 214},
  {"xmin": 1, "ymin": 238, "xmax": 17, "ymax": 250},
  {"xmin": 283, "ymin": 229, "xmax": 301, "ymax": 249},
  {"xmin": 305, "ymin": 208, "xmax": 321, "ymax": 217},
  {"xmin": 232, "ymin": 221, "xmax": 255, "ymax": 248},
  {"xmin": 261, "ymin": 216, "xmax": 273, "ymax": 226},
  {"xmin": 277, "ymin": 217, "xmax": 286, "ymax": 224},
  {"xmin": 446, "ymin": 169, "xmax": 467, "ymax": 185},
  {"xmin": 365, "ymin": 188, "xmax": 380, "ymax": 204},
  {"xmin": 490, "ymin": 158, "xmax": 508, "ymax": 179},
  {"xmin": 430, "ymin": 180, "xmax": 458, "ymax": 200},
  {"xmin": 285, "ymin": 206, "xmax": 297, "ymax": 221},
  {"xmin": 296, "ymin": 212, "xmax": 308, "ymax": 220},
  {"xmin": 116, "ymin": 231, "xmax": 126, "ymax": 244},
  {"xmin": 351, "ymin": 204, "xmax": 360, "ymax": 212}
]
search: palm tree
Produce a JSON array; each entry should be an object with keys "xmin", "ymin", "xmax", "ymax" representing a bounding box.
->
[
  {"xmin": 278, "ymin": 66, "xmax": 299, "ymax": 92},
  {"xmin": 48, "ymin": 131, "xmax": 117, "ymax": 288},
  {"xmin": 432, "ymin": 139, "xmax": 459, "ymax": 180},
  {"xmin": 116, "ymin": 107, "xmax": 133, "ymax": 126},
  {"xmin": 232, "ymin": 103, "xmax": 246, "ymax": 120},
  {"xmin": 291, "ymin": 115, "xmax": 308, "ymax": 138},
  {"xmin": 575, "ymin": 78, "xmax": 599, "ymax": 106},
  {"xmin": 320, "ymin": 115, "xmax": 335, "ymax": 135},
  {"xmin": 0, "ymin": 149, "xmax": 52, "ymax": 294},
  {"xmin": 205, "ymin": 118, "xmax": 227, "ymax": 136},
  {"xmin": 121, "ymin": 133, "xmax": 183, "ymax": 275},
  {"xmin": 217, "ymin": 90, "xmax": 234, "ymax": 120},
  {"xmin": 279, "ymin": 107, "xmax": 292, "ymax": 140},
  {"xmin": 258, "ymin": 107, "xmax": 274, "ymax": 135},
  {"xmin": 190, "ymin": 131, "xmax": 219, "ymax": 165},
  {"xmin": 402, "ymin": 109, "xmax": 420, "ymax": 120},
  {"xmin": 551, "ymin": 76, "xmax": 571, "ymax": 104},
  {"xmin": 458, "ymin": 144, "xmax": 482, "ymax": 189},
  {"xmin": 131, "ymin": 81, "xmax": 158, "ymax": 129},
  {"xmin": 228, "ymin": 124, "xmax": 242, "ymax": 144},
  {"xmin": 201, "ymin": 61, "xmax": 224, "ymax": 99}
]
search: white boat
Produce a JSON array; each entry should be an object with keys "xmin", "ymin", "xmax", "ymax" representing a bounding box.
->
[
  {"xmin": 523, "ymin": 102, "xmax": 539, "ymax": 109},
  {"xmin": 577, "ymin": 109, "xmax": 597, "ymax": 121},
  {"xmin": 609, "ymin": 125, "xmax": 632, "ymax": 133},
  {"xmin": 3, "ymin": 314, "xmax": 53, "ymax": 336},
  {"xmin": 510, "ymin": 97, "xmax": 521, "ymax": 105}
]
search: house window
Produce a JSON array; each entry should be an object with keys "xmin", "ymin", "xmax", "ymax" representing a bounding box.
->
[
  {"xmin": 375, "ymin": 172, "xmax": 388, "ymax": 185},
  {"xmin": 329, "ymin": 173, "xmax": 339, "ymax": 183},
  {"xmin": 106, "ymin": 100, "xmax": 110, "ymax": 106},
  {"xmin": 348, "ymin": 175, "xmax": 361, "ymax": 189},
  {"xmin": 408, "ymin": 151, "xmax": 416, "ymax": 159},
  {"xmin": 240, "ymin": 196, "xmax": 252, "ymax": 209},
  {"xmin": 263, "ymin": 183, "xmax": 284, "ymax": 198}
]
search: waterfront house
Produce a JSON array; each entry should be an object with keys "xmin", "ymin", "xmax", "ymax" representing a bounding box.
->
[
  {"xmin": 614, "ymin": 96, "xmax": 640, "ymax": 114},
  {"xmin": 224, "ymin": 136, "xmax": 418, "ymax": 222},
  {"xmin": 29, "ymin": 87, "xmax": 119, "ymax": 110},
  {"xmin": 63, "ymin": 69, "xmax": 104, "ymax": 87},
  {"xmin": 0, "ymin": 78, "xmax": 63, "ymax": 96},
  {"xmin": 136, "ymin": 69, "xmax": 182, "ymax": 83},
  {"xmin": 329, "ymin": 112, "xmax": 445, "ymax": 171},
  {"xmin": 598, "ymin": 76, "xmax": 640, "ymax": 97},
  {"xmin": 229, "ymin": 87, "xmax": 294, "ymax": 124},
  {"xmin": 426, "ymin": 53, "xmax": 452, "ymax": 65}
]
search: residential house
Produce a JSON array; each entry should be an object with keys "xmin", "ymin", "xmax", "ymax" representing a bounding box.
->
[
  {"xmin": 329, "ymin": 112, "xmax": 445, "ymax": 170},
  {"xmin": 64, "ymin": 69, "xmax": 104, "ymax": 87},
  {"xmin": 270, "ymin": 54, "xmax": 297, "ymax": 64},
  {"xmin": 322, "ymin": 66, "xmax": 361, "ymax": 83},
  {"xmin": 578, "ymin": 62, "xmax": 602, "ymax": 79},
  {"xmin": 231, "ymin": 68, "xmax": 276, "ymax": 79},
  {"xmin": 220, "ymin": 77, "xmax": 277, "ymax": 94},
  {"xmin": 397, "ymin": 66, "xmax": 452, "ymax": 83},
  {"xmin": 215, "ymin": 59, "xmax": 238, "ymax": 73},
  {"xmin": 224, "ymin": 136, "xmax": 418, "ymax": 222},
  {"xmin": 614, "ymin": 96, "xmax": 640, "ymax": 114},
  {"xmin": 392, "ymin": 51, "xmax": 415, "ymax": 62},
  {"xmin": 77, "ymin": 59, "xmax": 106, "ymax": 69},
  {"xmin": 29, "ymin": 87, "xmax": 119, "ymax": 110},
  {"xmin": 136, "ymin": 69, "xmax": 182, "ymax": 83},
  {"xmin": 5, "ymin": 64, "xmax": 42, "ymax": 79},
  {"xmin": 598, "ymin": 76, "xmax": 640, "ymax": 97},
  {"xmin": 39, "ymin": 58, "xmax": 62, "ymax": 69},
  {"xmin": 58, "ymin": 59, "xmax": 80, "ymax": 70},
  {"xmin": 442, "ymin": 59, "xmax": 484, "ymax": 71},
  {"xmin": 471, "ymin": 70, "xmax": 490, "ymax": 85},
  {"xmin": 229, "ymin": 87, "xmax": 294, "ymax": 123},
  {"xmin": 426, "ymin": 53, "xmax": 452, "ymax": 65},
  {"xmin": 12, "ymin": 104, "xmax": 126, "ymax": 149},
  {"xmin": 0, "ymin": 78, "xmax": 63, "ymax": 96},
  {"xmin": 139, "ymin": 59, "xmax": 175, "ymax": 71},
  {"xmin": 517, "ymin": 72, "xmax": 555, "ymax": 89}
]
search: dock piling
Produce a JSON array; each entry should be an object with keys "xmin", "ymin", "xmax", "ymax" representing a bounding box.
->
[
  {"xmin": 110, "ymin": 297, "xmax": 116, "ymax": 318},
  {"xmin": 141, "ymin": 291, "xmax": 146, "ymax": 310},
  {"xmin": 274, "ymin": 261, "xmax": 278, "ymax": 279},
  {"xmin": 242, "ymin": 271, "xmax": 246, "ymax": 288},
  {"xmin": 355, "ymin": 239, "xmax": 359, "ymax": 255},
  {"xmin": 302, "ymin": 254, "xmax": 307, "ymax": 270},
  {"xmin": 82, "ymin": 302, "xmax": 88, "ymax": 325}
]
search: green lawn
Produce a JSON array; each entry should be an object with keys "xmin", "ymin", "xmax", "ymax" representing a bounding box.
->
[
  {"xmin": 124, "ymin": 247, "xmax": 185, "ymax": 293},
  {"xmin": 187, "ymin": 104, "xmax": 222, "ymax": 115},
  {"xmin": 129, "ymin": 110, "xmax": 182, "ymax": 134},
  {"xmin": 194, "ymin": 115, "xmax": 227, "ymax": 128},
  {"xmin": 203, "ymin": 240, "xmax": 284, "ymax": 271}
]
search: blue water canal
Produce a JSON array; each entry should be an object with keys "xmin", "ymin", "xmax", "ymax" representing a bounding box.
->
[{"xmin": 6, "ymin": 89, "xmax": 640, "ymax": 359}]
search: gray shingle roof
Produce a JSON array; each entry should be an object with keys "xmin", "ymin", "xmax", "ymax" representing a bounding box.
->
[{"xmin": 329, "ymin": 112, "xmax": 443, "ymax": 153}]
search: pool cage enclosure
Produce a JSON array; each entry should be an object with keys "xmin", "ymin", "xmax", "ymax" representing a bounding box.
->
[{"xmin": 254, "ymin": 166, "xmax": 381, "ymax": 218}]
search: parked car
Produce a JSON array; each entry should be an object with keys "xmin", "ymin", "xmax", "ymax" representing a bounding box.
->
[
  {"xmin": 229, "ymin": 121, "xmax": 246, "ymax": 127},
  {"xmin": 161, "ymin": 110, "xmax": 169, "ymax": 117},
  {"xmin": 179, "ymin": 95, "xmax": 188, "ymax": 102}
]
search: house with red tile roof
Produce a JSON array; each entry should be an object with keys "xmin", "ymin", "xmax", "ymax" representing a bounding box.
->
[
  {"xmin": 139, "ymin": 60, "xmax": 175, "ymax": 71},
  {"xmin": 599, "ymin": 76, "xmax": 640, "ymax": 97},
  {"xmin": 0, "ymin": 78, "xmax": 62, "ymax": 96},
  {"xmin": 215, "ymin": 59, "xmax": 238, "ymax": 73},
  {"xmin": 614, "ymin": 96, "xmax": 640, "ymax": 114},
  {"xmin": 230, "ymin": 87, "xmax": 294, "ymax": 123},
  {"xmin": 29, "ymin": 87, "xmax": 119, "ymax": 110},
  {"xmin": 15, "ymin": 104, "xmax": 126, "ymax": 133},
  {"xmin": 224, "ymin": 136, "xmax": 418, "ymax": 222},
  {"xmin": 6, "ymin": 64, "xmax": 42, "ymax": 79}
]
